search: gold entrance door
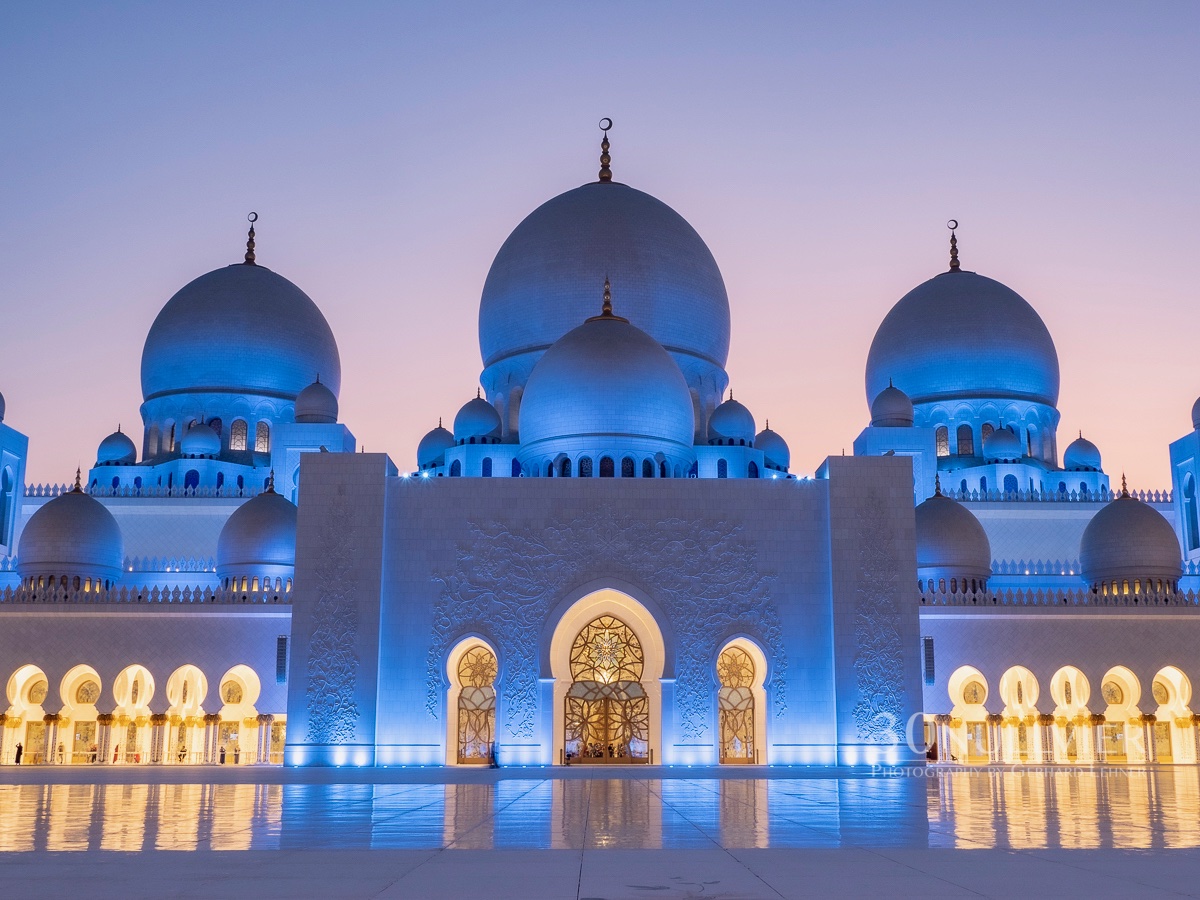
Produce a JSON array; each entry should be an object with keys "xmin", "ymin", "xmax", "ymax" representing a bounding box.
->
[
  {"xmin": 456, "ymin": 646, "xmax": 497, "ymax": 765},
  {"xmin": 564, "ymin": 686, "xmax": 649, "ymax": 763},
  {"xmin": 564, "ymin": 615, "xmax": 649, "ymax": 764},
  {"xmin": 718, "ymin": 646, "xmax": 756, "ymax": 764}
]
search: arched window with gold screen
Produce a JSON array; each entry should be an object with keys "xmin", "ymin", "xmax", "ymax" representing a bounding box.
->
[
  {"xmin": 717, "ymin": 646, "xmax": 756, "ymax": 764},
  {"xmin": 457, "ymin": 645, "xmax": 497, "ymax": 764},
  {"xmin": 564, "ymin": 615, "xmax": 649, "ymax": 763}
]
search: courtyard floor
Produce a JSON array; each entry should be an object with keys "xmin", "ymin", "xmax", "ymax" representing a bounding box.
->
[{"xmin": 2, "ymin": 764, "xmax": 1199, "ymax": 898}]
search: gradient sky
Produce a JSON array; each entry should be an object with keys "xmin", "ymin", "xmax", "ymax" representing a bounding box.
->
[{"xmin": 2, "ymin": 3, "xmax": 1197, "ymax": 488}]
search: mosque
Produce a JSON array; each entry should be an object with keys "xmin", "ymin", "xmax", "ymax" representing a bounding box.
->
[{"xmin": 2, "ymin": 124, "xmax": 1200, "ymax": 770}]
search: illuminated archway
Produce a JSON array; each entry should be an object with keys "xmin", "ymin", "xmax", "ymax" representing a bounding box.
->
[
  {"xmin": 445, "ymin": 638, "xmax": 498, "ymax": 765},
  {"xmin": 944, "ymin": 665, "xmax": 991, "ymax": 763},
  {"xmin": 998, "ymin": 666, "xmax": 1040, "ymax": 763},
  {"xmin": 5, "ymin": 665, "xmax": 49, "ymax": 764},
  {"xmin": 1151, "ymin": 666, "xmax": 1193, "ymax": 763},
  {"xmin": 549, "ymin": 589, "xmax": 664, "ymax": 765},
  {"xmin": 166, "ymin": 665, "xmax": 208, "ymax": 764},
  {"xmin": 59, "ymin": 665, "xmax": 102, "ymax": 764},
  {"xmin": 1049, "ymin": 666, "xmax": 1091, "ymax": 762},
  {"xmin": 112, "ymin": 665, "xmax": 155, "ymax": 764},
  {"xmin": 1099, "ymin": 666, "xmax": 1142, "ymax": 763},
  {"xmin": 216, "ymin": 665, "xmax": 261, "ymax": 765},
  {"xmin": 716, "ymin": 639, "xmax": 768, "ymax": 764}
]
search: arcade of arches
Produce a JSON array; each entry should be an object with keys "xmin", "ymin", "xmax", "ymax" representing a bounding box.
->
[
  {"xmin": 932, "ymin": 664, "xmax": 1200, "ymax": 765},
  {"xmin": 1, "ymin": 662, "xmax": 282, "ymax": 766}
]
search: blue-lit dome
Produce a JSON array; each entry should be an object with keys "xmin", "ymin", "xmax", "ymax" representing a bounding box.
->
[
  {"xmin": 217, "ymin": 487, "xmax": 298, "ymax": 580},
  {"xmin": 96, "ymin": 429, "xmax": 137, "ymax": 466},
  {"xmin": 17, "ymin": 485, "xmax": 124, "ymax": 586},
  {"xmin": 915, "ymin": 491, "xmax": 991, "ymax": 584},
  {"xmin": 181, "ymin": 422, "xmax": 221, "ymax": 458},
  {"xmin": 983, "ymin": 427, "xmax": 1023, "ymax": 463},
  {"xmin": 866, "ymin": 271, "xmax": 1059, "ymax": 408},
  {"xmin": 417, "ymin": 422, "xmax": 454, "ymax": 469},
  {"xmin": 454, "ymin": 395, "xmax": 501, "ymax": 443},
  {"xmin": 1063, "ymin": 434, "xmax": 1102, "ymax": 472},
  {"xmin": 479, "ymin": 182, "xmax": 730, "ymax": 407},
  {"xmin": 1192, "ymin": 396, "xmax": 1200, "ymax": 430},
  {"xmin": 1080, "ymin": 491, "xmax": 1181, "ymax": 589},
  {"xmin": 870, "ymin": 384, "xmax": 914, "ymax": 427},
  {"xmin": 141, "ymin": 264, "xmax": 341, "ymax": 404},
  {"xmin": 756, "ymin": 425, "xmax": 790, "ymax": 471},
  {"xmin": 295, "ymin": 378, "xmax": 338, "ymax": 424},
  {"xmin": 519, "ymin": 305, "xmax": 694, "ymax": 462},
  {"xmin": 708, "ymin": 396, "xmax": 755, "ymax": 445}
]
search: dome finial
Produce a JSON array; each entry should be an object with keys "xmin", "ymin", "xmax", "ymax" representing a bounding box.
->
[
  {"xmin": 438, "ymin": 417, "xmax": 442, "ymax": 428},
  {"xmin": 1121, "ymin": 473, "xmax": 1128, "ymax": 497},
  {"xmin": 587, "ymin": 275, "xmax": 628, "ymax": 322},
  {"xmin": 729, "ymin": 389, "xmax": 734, "ymax": 401},
  {"xmin": 267, "ymin": 469, "xmax": 276, "ymax": 493},
  {"xmin": 476, "ymin": 386, "xmax": 481, "ymax": 400},
  {"xmin": 934, "ymin": 472, "xmax": 943, "ymax": 496},
  {"xmin": 947, "ymin": 219, "xmax": 960, "ymax": 271},
  {"xmin": 244, "ymin": 212, "xmax": 259, "ymax": 265},
  {"xmin": 598, "ymin": 118, "xmax": 613, "ymax": 183},
  {"xmin": 73, "ymin": 467, "xmax": 82, "ymax": 493}
]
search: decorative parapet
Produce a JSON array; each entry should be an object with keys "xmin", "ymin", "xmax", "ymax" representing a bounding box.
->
[
  {"xmin": 0, "ymin": 584, "xmax": 291, "ymax": 605},
  {"xmin": 123, "ymin": 556, "xmax": 217, "ymax": 574},
  {"xmin": 919, "ymin": 585, "xmax": 1199, "ymax": 608},
  {"xmin": 949, "ymin": 487, "xmax": 1172, "ymax": 504},
  {"xmin": 990, "ymin": 559, "xmax": 1200, "ymax": 578},
  {"xmin": 24, "ymin": 483, "xmax": 263, "ymax": 499}
]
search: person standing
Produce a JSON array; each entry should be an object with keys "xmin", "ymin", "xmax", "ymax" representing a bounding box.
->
[{"xmin": 14, "ymin": 742, "xmax": 22, "ymax": 765}]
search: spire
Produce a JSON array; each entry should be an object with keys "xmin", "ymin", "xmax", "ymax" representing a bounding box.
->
[
  {"xmin": 947, "ymin": 219, "xmax": 960, "ymax": 271},
  {"xmin": 244, "ymin": 212, "xmax": 258, "ymax": 265},
  {"xmin": 598, "ymin": 118, "xmax": 613, "ymax": 183},
  {"xmin": 73, "ymin": 468, "xmax": 82, "ymax": 493},
  {"xmin": 934, "ymin": 473, "xmax": 943, "ymax": 496},
  {"xmin": 1120, "ymin": 473, "xmax": 1129, "ymax": 497},
  {"xmin": 587, "ymin": 275, "xmax": 628, "ymax": 322}
]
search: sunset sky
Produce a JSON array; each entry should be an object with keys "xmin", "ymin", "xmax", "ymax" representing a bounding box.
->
[{"xmin": 2, "ymin": 3, "xmax": 1197, "ymax": 487}]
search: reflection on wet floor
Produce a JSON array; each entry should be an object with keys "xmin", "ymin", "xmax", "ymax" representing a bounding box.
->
[{"xmin": 1, "ymin": 769, "xmax": 1198, "ymax": 852}]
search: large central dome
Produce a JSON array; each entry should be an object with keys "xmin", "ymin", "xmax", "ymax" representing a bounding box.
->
[
  {"xmin": 866, "ymin": 270, "xmax": 1059, "ymax": 408},
  {"xmin": 479, "ymin": 182, "xmax": 730, "ymax": 372},
  {"xmin": 142, "ymin": 264, "xmax": 341, "ymax": 403}
]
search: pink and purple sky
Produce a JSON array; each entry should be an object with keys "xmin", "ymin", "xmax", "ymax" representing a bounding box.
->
[{"xmin": 2, "ymin": 3, "xmax": 1197, "ymax": 487}]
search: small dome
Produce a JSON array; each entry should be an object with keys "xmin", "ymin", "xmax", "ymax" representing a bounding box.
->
[
  {"xmin": 180, "ymin": 422, "xmax": 221, "ymax": 457},
  {"xmin": 915, "ymin": 490, "xmax": 992, "ymax": 583},
  {"xmin": 983, "ymin": 427, "xmax": 1023, "ymax": 462},
  {"xmin": 708, "ymin": 396, "xmax": 755, "ymax": 444},
  {"xmin": 96, "ymin": 429, "xmax": 137, "ymax": 466},
  {"xmin": 1192, "ymin": 396, "xmax": 1200, "ymax": 430},
  {"xmin": 1063, "ymin": 434, "xmax": 1102, "ymax": 472},
  {"xmin": 755, "ymin": 425, "xmax": 790, "ymax": 471},
  {"xmin": 217, "ymin": 487, "xmax": 298, "ymax": 579},
  {"xmin": 141, "ymin": 264, "xmax": 340, "ymax": 404},
  {"xmin": 417, "ymin": 422, "xmax": 454, "ymax": 469},
  {"xmin": 0, "ymin": 391, "xmax": 5, "ymax": 422},
  {"xmin": 17, "ymin": 485, "xmax": 124, "ymax": 585},
  {"xmin": 1080, "ymin": 489, "xmax": 1181, "ymax": 588},
  {"xmin": 519, "ymin": 307, "xmax": 694, "ymax": 459},
  {"xmin": 870, "ymin": 383, "xmax": 914, "ymax": 427},
  {"xmin": 866, "ymin": 271, "xmax": 1059, "ymax": 409},
  {"xmin": 454, "ymin": 395, "xmax": 501, "ymax": 442},
  {"xmin": 295, "ymin": 377, "xmax": 338, "ymax": 424}
]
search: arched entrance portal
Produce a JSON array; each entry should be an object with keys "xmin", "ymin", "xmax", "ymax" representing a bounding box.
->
[
  {"xmin": 564, "ymin": 615, "xmax": 649, "ymax": 764},
  {"xmin": 456, "ymin": 645, "xmax": 497, "ymax": 764},
  {"xmin": 717, "ymin": 646, "xmax": 756, "ymax": 764}
]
